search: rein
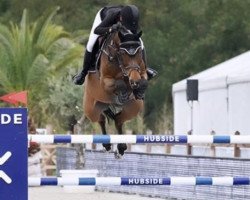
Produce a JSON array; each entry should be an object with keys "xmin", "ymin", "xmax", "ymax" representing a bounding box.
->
[{"xmin": 100, "ymin": 32, "xmax": 115, "ymax": 61}]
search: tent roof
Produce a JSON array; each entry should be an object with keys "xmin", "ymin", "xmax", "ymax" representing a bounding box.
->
[{"xmin": 173, "ymin": 50, "xmax": 250, "ymax": 92}]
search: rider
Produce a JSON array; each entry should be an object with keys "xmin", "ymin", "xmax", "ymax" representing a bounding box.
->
[{"xmin": 73, "ymin": 5, "xmax": 157, "ymax": 85}]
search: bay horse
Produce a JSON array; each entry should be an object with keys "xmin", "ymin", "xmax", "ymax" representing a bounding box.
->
[{"xmin": 83, "ymin": 25, "xmax": 148, "ymax": 158}]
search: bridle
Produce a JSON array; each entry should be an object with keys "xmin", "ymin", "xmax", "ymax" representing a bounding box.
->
[
  {"xmin": 117, "ymin": 41, "xmax": 142, "ymax": 77},
  {"xmin": 101, "ymin": 31, "xmax": 143, "ymax": 77}
]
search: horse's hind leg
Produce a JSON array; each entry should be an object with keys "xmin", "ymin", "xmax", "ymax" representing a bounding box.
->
[
  {"xmin": 114, "ymin": 100, "xmax": 143, "ymax": 159},
  {"xmin": 98, "ymin": 114, "xmax": 111, "ymax": 152}
]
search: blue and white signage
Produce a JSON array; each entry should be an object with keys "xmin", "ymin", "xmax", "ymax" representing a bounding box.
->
[{"xmin": 0, "ymin": 108, "xmax": 28, "ymax": 200}]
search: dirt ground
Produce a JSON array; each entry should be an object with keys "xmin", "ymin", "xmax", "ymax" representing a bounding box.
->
[{"xmin": 29, "ymin": 187, "xmax": 163, "ymax": 200}]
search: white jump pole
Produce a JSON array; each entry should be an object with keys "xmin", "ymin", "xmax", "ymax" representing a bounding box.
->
[{"xmin": 28, "ymin": 134, "xmax": 250, "ymax": 144}]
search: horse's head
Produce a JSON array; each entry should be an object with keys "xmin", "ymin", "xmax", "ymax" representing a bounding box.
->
[
  {"xmin": 114, "ymin": 30, "xmax": 146, "ymax": 89},
  {"xmin": 105, "ymin": 27, "xmax": 147, "ymax": 89}
]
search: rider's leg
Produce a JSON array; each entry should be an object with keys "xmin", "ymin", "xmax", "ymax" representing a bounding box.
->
[
  {"xmin": 73, "ymin": 9, "xmax": 102, "ymax": 85},
  {"xmin": 140, "ymin": 39, "xmax": 158, "ymax": 80},
  {"xmin": 73, "ymin": 50, "xmax": 92, "ymax": 85}
]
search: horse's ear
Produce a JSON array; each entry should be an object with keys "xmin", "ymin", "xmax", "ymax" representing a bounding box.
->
[{"xmin": 136, "ymin": 30, "xmax": 142, "ymax": 39}]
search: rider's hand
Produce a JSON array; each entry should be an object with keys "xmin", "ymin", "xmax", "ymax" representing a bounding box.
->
[{"xmin": 109, "ymin": 23, "xmax": 121, "ymax": 33}]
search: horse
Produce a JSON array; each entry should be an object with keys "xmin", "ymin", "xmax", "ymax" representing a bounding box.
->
[{"xmin": 83, "ymin": 25, "xmax": 148, "ymax": 158}]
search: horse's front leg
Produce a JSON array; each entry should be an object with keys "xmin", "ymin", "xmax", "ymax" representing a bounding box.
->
[
  {"xmin": 114, "ymin": 80, "xmax": 130, "ymax": 105},
  {"xmin": 114, "ymin": 115, "xmax": 127, "ymax": 159},
  {"xmin": 101, "ymin": 77, "xmax": 116, "ymax": 94},
  {"xmin": 101, "ymin": 77, "xmax": 129, "ymax": 105},
  {"xmin": 133, "ymin": 79, "xmax": 148, "ymax": 100}
]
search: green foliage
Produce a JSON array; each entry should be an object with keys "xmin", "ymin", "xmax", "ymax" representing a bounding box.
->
[
  {"xmin": 0, "ymin": 7, "xmax": 83, "ymax": 130},
  {"xmin": 136, "ymin": 0, "xmax": 250, "ymax": 131},
  {"xmin": 39, "ymin": 68, "xmax": 83, "ymax": 132},
  {"xmin": 1, "ymin": 0, "xmax": 250, "ymax": 132}
]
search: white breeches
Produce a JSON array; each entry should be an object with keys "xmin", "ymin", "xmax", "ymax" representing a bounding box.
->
[
  {"xmin": 86, "ymin": 9, "xmax": 144, "ymax": 52},
  {"xmin": 86, "ymin": 9, "xmax": 102, "ymax": 52}
]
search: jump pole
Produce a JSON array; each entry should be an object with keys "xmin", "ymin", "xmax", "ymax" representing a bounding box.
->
[
  {"xmin": 28, "ymin": 134, "xmax": 250, "ymax": 144},
  {"xmin": 28, "ymin": 177, "xmax": 250, "ymax": 186}
]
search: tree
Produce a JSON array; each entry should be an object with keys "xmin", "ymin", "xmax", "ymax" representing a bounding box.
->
[
  {"xmin": 0, "ymin": 7, "xmax": 83, "ymax": 126},
  {"xmin": 39, "ymin": 68, "xmax": 84, "ymax": 132},
  {"xmin": 1, "ymin": 0, "xmax": 250, "ymax": 133}
]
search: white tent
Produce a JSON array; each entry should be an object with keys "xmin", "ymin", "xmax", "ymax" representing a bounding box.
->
[{"xmin": 172, "ymin": 51, "xmax": 250, "ymax": 157}]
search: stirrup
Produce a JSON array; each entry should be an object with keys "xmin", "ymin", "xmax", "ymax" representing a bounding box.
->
[{"xmin": 147, "ymin": 68, "xmax": 158, "ymax": 80}]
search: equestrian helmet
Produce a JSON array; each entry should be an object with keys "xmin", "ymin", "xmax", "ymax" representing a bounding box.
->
[{"xmin": 120, "ymin": 5, "xmax": 139, "ymax": 34}]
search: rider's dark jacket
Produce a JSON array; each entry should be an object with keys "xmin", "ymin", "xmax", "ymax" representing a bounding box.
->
[{"xmin": 94, "ymin": 5, "xmax": 138, "ymax": 35}]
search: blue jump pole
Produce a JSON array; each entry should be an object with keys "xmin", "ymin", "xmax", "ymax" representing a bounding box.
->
[
  {"xmin": 28, "ymin": 134, "xmax": 250, "ymax": 144},
  {"xmin": 28, "ymin": 177, "xmax": 250, "ymax": 186}
]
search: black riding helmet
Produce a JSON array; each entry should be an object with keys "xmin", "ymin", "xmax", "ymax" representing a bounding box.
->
[{"xmin": 120, "ymin": 5, "xmax": 139, "ymax": 34}]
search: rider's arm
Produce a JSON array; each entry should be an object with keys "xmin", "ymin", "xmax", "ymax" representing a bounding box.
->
[{"xmin": 94, "ymin": 11, "xmax": 120, "ymax": 35}]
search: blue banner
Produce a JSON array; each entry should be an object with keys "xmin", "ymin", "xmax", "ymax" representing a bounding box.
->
[{"xmin": 0, "ymin": 108, "xmax": 28, "ymax": 200}]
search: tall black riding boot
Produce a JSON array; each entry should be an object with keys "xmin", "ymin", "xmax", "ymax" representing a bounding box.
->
[
  {"xmin": 73, "ymin": 50, "xmax": 92, "ymax": 85},
  {"xmin": 142, "ymin": 49, "xmax": 158, "ymax": 80}
]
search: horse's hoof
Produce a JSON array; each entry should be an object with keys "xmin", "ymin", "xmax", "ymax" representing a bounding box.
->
[
  {"xmin": 117, "ymin": 143, "xmax": 127, "ymax": 157},
  {"xmin": 134, "ymin": 92, "xmax": 145, "ymax": 100},
  {"xmin": 103, "ymin": 147, "xmax": 111, "ymax": 153},
  {"xmin": 118, "ymin": 94, "xmax": 129, "ymax": 104},
  {"xmin": 114, "ymin": 150, "xmax": 123, "ymax": 159},
  {"xmin": 133, "ymin": 79, "xmax": 148, "ymax": 100},
  {"xmin": 102, "ymin": 144, "xmax": 112, "ymax": 152}
]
